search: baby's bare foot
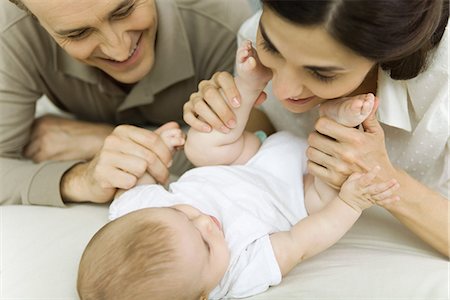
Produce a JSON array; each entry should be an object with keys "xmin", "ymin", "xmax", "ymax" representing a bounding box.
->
[
  {"xmin": 160, "ymin": 128, "xmax": 185, "ymax": 154},
  {"xmin": 320, "ymin": 93, "xmax": 375, "ymax": 127},
  {"xmin": 236, "ymin": 40, "xmax": 271, "ymax": 89}
]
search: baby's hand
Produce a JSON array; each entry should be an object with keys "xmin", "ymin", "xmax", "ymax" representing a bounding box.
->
[
  {"xmin": 338, "ymin": 166, "xmax": 400, "ymax": 212},
  {"xmin": 155, "ymin": 122, "xmax": 186, "ymax": 155},
  {"xmin": 235, "ymin": 40, "xmax": 272, "ymax": 91}
]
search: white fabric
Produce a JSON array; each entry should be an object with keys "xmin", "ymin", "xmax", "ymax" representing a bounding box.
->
[
  {"xmin": 238, "ymin": 12, "xmax": 450, "ymax": 198},
  {"xmin": 3, "ymin": 202, "xmax": 448, "ymax": 299},
  {"xmin": 110, "ymin": 132, "xmax": 309, "ymax": 299}
]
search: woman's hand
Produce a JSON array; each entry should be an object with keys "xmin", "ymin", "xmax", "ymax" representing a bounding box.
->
[
  {"xmin": 307, "ymin": 98, "xmax": 395, "ymax": 189},
  {"xmin": 183, "ymin": 71, "xmax": 267, "ymax": 133},
  {"xmin": 60, "ymin": 124, "xmax": 174, "ymax": 203},
  {"xmin": 23, "ymin": 115, "xmax": 114, "ymax": 162}
]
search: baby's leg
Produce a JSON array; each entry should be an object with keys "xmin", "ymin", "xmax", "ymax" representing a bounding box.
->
[{"xmin": 319, "ymin": 93, "xmax": 375, "ymax": 127}]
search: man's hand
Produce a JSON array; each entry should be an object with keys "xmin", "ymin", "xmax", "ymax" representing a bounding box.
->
[
  {"xmin": 23, "ymin": 115, "xmax": 114, "ymax": 162},
  {"xmin": 60, "ymin": 124, "xmax": 174, "ymax": 203}
]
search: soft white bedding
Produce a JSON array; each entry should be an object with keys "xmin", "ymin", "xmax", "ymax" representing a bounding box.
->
[{"xmin": 2, "ymin": 204, "xmax": 448, "ymax": 299}]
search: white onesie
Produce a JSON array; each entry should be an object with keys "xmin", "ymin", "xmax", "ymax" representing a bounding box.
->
[{"xmin": 109, "ymin": 131, "xmax": 309, "ymax": 299}]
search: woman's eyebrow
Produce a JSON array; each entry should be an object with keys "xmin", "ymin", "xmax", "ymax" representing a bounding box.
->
[
  {"xmin": 259, "ymin": 21, "xmax": 279, "ymax": 53},
  {"xmin": 55, "ymin": 0, "xmax": 133, "ymax": 36},
  {"xmin": 304, "ymin": 65, "xmax": 346, "ymax": 72}
]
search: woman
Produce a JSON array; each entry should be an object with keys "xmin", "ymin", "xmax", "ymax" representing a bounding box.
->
[
  {"xmin": 183, "ymin": 0, "xmax": 449, "ymax": 258},
  {"xmin": 0, "ymin": 0, "xmax": 252, "ymax": 206}
]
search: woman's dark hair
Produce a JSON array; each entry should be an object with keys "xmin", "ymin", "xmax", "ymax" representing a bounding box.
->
[{"xmin": 262, "ymin": 0, "xmax": 449, "ymax": 80}]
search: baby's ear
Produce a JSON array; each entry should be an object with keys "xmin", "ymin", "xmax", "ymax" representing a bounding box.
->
[{"xmin": 199, "ymin": 294, "xmax": 208, "ymax": 300}]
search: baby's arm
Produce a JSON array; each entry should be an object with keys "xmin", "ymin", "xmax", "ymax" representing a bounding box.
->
[
  {"xmin": 270, "ymin": 167, "xmax": 399, "ymax": 276},
  {"xmin": 185, "ymin": 41, "xmax": 272, "ymax": 166}
]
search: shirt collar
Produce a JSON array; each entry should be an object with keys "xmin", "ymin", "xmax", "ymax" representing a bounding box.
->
[
  {"xmin": 376, "ymin": 68, "xmax": 412, "ymax": 132},
  {"xmin": 119, "ymin": 0, "xmax": 195, "ymax": 111},
  {"xmin": 54, "ymin": 43, "xmax": 101, "ymax": 85}
]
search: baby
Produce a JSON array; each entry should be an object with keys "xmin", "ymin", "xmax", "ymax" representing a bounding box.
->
[{"xmin": 77, "ymin": 41, "xmax": 399, "ymax": 300}]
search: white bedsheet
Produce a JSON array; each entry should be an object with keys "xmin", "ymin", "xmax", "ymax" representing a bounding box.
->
[{"xmin": 1, "ymin": 204, "xmax": 448, "ymax": 299}]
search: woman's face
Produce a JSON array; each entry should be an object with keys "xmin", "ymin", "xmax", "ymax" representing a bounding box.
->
[
  {"xmin": 256, "ymin": 7, "xmax": 376, "ymax": 113},
  {"xmin": 23, "ymin": 0, "xmax": 158, "ymax": 84}
]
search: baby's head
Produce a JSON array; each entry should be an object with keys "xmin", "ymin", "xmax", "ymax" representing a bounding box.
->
[{"xmin": 77, "ymin": 204, "xmax": 229, "ymax": 300}]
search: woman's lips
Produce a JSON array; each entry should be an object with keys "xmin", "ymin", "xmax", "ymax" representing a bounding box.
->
[{"xmin": 285, "ymin": 95, "xmax": 316, "ymax": 105}]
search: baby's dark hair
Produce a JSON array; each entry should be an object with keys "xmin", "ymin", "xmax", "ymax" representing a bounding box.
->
[
  {"xmin": 262, "ymin": 0, "xmax": 449, "ymax": 80},
  {"xmin": 77, "ymin": 209, "xmax": 203, "ymax": 300}
]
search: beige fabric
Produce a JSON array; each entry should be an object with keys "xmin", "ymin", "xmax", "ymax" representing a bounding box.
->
[{"xmin": 0, "ymin": 0, "xmax": 252, "ymax": 206}]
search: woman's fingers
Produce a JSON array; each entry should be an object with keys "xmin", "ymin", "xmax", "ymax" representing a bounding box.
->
[
  {"xmin": 183, "ymin": 71, "xmax": 241, "ymax": 133},
  {"xmin": 183, "ymin": 99, "xmax": 212, "ymax": 132},
  {"xmin": 212, "ymin": 71, "xmax": 241, "ymax": 108},
  {"xmin": 307, "ymin": 160, "xmax": 347, "ymax": 189}
]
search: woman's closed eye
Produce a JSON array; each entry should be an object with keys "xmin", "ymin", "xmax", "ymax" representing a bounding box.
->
[
  {"xmin": 260, "ymin": 38, "xmax": 280, "ymax": 55},
  {"xmin": 309, "ymin": 70, "xmax": 337, "ymax": 83}
]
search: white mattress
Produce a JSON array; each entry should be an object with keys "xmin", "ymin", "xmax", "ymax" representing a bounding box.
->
[{"xmin": 1, "ymin": 204, "xmax": 448, "ymax": 299}]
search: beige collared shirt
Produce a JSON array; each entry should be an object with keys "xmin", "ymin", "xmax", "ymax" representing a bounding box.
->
[
  {"xmin": 239, "ymin": 12, "xmax": 449, "ymax": 198},
  {"xmin": 0, "ymin": 0, "xmax": 252, "ymax": 206}
]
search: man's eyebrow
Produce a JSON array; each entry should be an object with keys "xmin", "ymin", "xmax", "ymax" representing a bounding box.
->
[
  {"xmin": 55, "ymin": 0, "xmax": 133, "ymax": 36},
  {"xmin": 258, "ymin": 21, "xmax": 279, "ymax": 53}
]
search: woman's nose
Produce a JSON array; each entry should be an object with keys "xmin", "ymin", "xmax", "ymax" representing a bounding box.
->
[{"xmin": 272, "ymin": 67, "xmax": 304, "ymax": 100}]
